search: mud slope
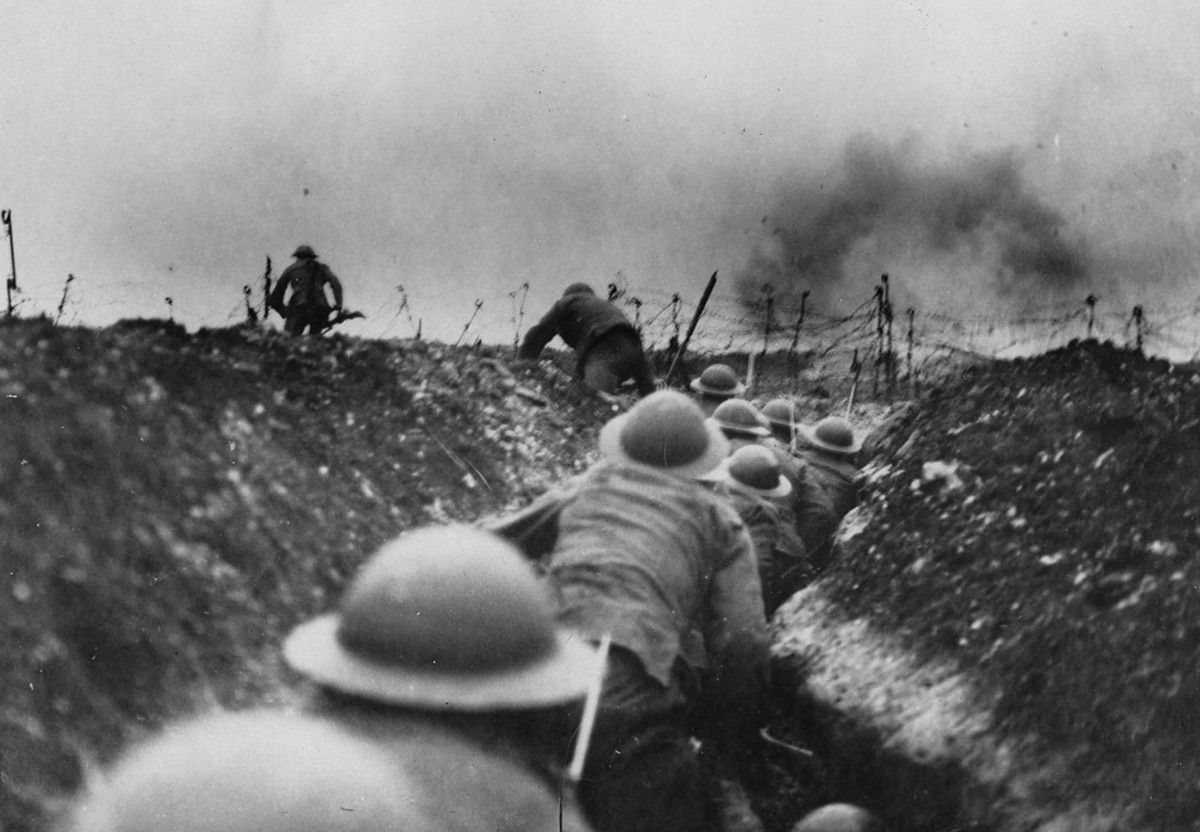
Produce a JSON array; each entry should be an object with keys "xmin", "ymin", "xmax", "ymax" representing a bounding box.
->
[
  {"xmin": 774, "ymin": 339, "xmax": 1200, "ymax": 831},
  {"xmin": 0, "ymin": 318, "xmax": 612, "ymax": 832}
]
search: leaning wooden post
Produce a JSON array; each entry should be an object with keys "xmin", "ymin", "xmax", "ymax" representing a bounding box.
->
[
  {"xmin": 2, "ymin": 210, "xmax": 16, "ymax": 318},
  {"xmin": 262, "ymin": 256, "xmax": 273, "ymax": 320},
  {"xmin": 665, "ymin": 270, "xmax": 718, "ymax": 386},
  {"xmin": 906, "ymin": 307, "xmax": 916, "ymax": 394},
  {"xmin": 846, "ymin": 348, "xmax": 862, "ymax": 417},
  {"xmin": 872, "ymin": 284, "xmax": 884, "ymax": 396},
  {"xmin": 1132, "ymin": 305, "xmax": 1144, "ymax": 351},
  {"xmin": 1086, "ymin": 294, "xmax": 1097, "ymax": 339},
  {"xmin": 882, "ymin": 274, "xmax": 895, "ymax": 389},
  {"xmin": 760, "ymin": 288, "xmax": 774, "ymax": 358},
  {"xmin": 788, "ymin": 290, "xmax": 809, "ymax": 396}
]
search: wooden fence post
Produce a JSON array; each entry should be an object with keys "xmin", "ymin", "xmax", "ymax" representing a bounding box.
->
[
  {"xmin": 3, "ymin": 210, "xmax": 16, "ymax": 318},
  {"xmin": 665, "ymin": 271, "xmax": 718, "ymax": 386}
]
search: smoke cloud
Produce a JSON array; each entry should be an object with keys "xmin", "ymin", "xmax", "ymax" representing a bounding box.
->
[{"xmin": 735, "ymin": 136, "xmax": 1091, "ymax": 316}]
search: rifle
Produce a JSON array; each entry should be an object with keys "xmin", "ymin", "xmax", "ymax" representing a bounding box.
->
[{"xmin": 315, "ymin": 308, "xmax": 366, "ymax": 334}]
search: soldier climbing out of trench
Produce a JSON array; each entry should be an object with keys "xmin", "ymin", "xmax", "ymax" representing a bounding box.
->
[
  {"xmin": 518, "ymin": 281, "xmax": 658, "ymax": 396},
  {"xmin": 269, "ymin": 244, "xmax": 349, "ymax": 335},
  {"xmin": 487, "ymin": 390, "xmax": 772, "ymax": 832}
]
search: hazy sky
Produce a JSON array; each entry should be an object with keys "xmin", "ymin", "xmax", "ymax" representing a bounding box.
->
[{"xmin": 3, "ymin": 1, "xmax": 1199, "ymax": 341}]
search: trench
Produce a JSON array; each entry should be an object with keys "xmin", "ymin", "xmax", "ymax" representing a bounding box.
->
[
  {"xmin": 745, "ymin": 583, "xmax": 994, "ymax": 832},
  {"xmin": 747, "ymin": 583, "xmax": 1092, "ymax": 832}
]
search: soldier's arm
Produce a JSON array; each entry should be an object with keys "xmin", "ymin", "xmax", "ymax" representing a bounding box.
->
[
  {"xmin": 268, "ymin": 271, "xmax": 291, "ymax": 311},
  {"xmin": 477, "ymin": 474, "xmax": 586, "ymax": 562},
  {"xmin": 325, "ymin": 267, "xmax": 344, "ymax": 308},
  {"xmin": 705, "ymin": 510, "xmax": 770, "ymax": 657},
  {"xmin": 516, "ymin": 301, "xmax": 564, "ymax": 361}
]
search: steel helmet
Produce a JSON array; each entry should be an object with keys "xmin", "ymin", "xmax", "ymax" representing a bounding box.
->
[
  {"xmin": 761, "ymin": 398, "xmax": 803, "ymax": 431},
  {"xmin": 598, "ymin": 389, "xmax": 729, "ymax": 479},
  {"xmin": 798, "ymin": 416, "xmax": 862, "ymax": 455},
  {"xmin": 791, "ymin": 803, "xmax": 885, "ymax": 832},
  {"xmin": 292, "ymin": 244, "xmax": 317, "ymax": 259},
  {"xmin": 704, "ymin": 444, "xmax": 792, "ymax": 498},
  {"xmin": 563, "ymin": 282, "xmax": 595, "ymax": 296},
  {"xmin": 711, "ymin": 398, "xmax": 771, "ymax": 438},
  {"xmin": 64, "ymin": 711, "xmax": 432, "ymax": 832},
  {"xmin": 284, "ymin": 524, "xmax": 598, "ymax": 710},
  {"xmin": 690, "ymin": 363, "xmax": 746, "ymax": 398}
]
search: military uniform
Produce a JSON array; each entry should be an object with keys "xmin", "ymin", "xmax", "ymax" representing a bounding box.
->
[
  {"xmin": 519, "ymin": 284, "xmax": 656, "ymax": 395},
  {"xmin": 270, "ymin": 246, "xmax": 344, "ymax": 335},
  {"xmin": 541, "ymin": 461, "xmax": 769, "ymax": 832}
]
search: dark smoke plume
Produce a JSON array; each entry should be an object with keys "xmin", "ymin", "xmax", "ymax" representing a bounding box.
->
[{"xmin": 736, "ymin": 135, "xmax": 1089, "ymax": 314}]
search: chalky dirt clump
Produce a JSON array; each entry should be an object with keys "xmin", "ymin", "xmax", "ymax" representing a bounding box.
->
[{"xmin": 763, "ymin": 339, "xmax": 1200, "ymax": 832}]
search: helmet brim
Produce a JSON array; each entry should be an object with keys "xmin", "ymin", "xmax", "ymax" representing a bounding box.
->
[
  {"xmin": 700, "ymin": 460, "xmax": 793, "ymax": 498},
  {"xmin": 712, "ymin": 418, "xmax": 771, "ymax": 438},
  {"xmin": 689, "ymin": 378, "xmax": 746, "ymax": 398},
  {"xmin": 598, "ymin": 414, "xmax": 730, "ymax": 480},
  {"xmin": 796, "ymin": 425, "xmax": 863, "ymax": 455},
  {"xmin": 284, "ymin": 615, "xmax": 599, "ymax": 710}
]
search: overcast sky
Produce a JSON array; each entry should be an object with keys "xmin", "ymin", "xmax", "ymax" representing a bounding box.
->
[{"xmin": 3, "ymin": 1, "xmax": 1199, "ymax": 341}]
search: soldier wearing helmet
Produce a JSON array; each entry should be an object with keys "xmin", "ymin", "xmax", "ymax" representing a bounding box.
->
[
  {"xmin": 795, "ymin": 415, "xmax": 865, "ymax": 521},
  {"xmin": 710, "ymin": 398, "xmax": 771, "ymax": 452},
  {"xmin": 759, "ymin": 398, "xmax": 844, "ymax": 573},
  {"xmin": 269, "ymin": 244, "xmax": 345, "ymax": 335},
  {"xmin": 283, "ymin": 524, "xmax": 599, "ymax": 832},
  {"xmin": 518, "ymin": 282, "xmax": 657, "ymax": 396},
  {"xmin": 62, "ymin": 711, "xmax": 452, "ymax": 832},
  {"xmin": 491, "ymin": 390, "xmax": 770, "ymax": 832},
  {"xmin": 690, "ymin": 363, "xmax": 746, "ymax": 416},
  {"xmin": 702, "ymin": 444, "xmax": 810, "ymax": 614}
]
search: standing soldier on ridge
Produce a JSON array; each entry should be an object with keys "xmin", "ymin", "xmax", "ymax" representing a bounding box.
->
[{"xmin": 269, "ymin": 244, "xmax": 344, "ymax": 335}]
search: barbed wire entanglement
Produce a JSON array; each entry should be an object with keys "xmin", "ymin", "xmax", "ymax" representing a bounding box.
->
[
  {"xmin": 580, "ymin": 274, "xmax": 1200, "ymax": 402},
  {"xmin": 5, "ymin": 250, "xmax": 1199, "ymax": 404}
]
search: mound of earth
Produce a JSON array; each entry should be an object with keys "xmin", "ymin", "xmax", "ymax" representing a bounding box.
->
[
  {"xmin": 768, "ymin": 339, "xmax": 1200, "ymax": 831},
  {"xmin": 5, "ymin": 319, "xmax": 1195, "ymax": 832},
  {"xmin": 0, "ymin": 317, "xmax": 614, "ymax": 832}
]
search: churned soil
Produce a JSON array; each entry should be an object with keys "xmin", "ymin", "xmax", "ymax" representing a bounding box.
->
[
  {"xmin": 810, "ymin": 339, "xmax": 1200, "ymax": 831},
  {"xmin": 3, "ymin": 318, "xmax": 1197, "ymax": 832},
  {"xmin": 0, "ymin": 317, "xmax": 611, "ymax": 832}
]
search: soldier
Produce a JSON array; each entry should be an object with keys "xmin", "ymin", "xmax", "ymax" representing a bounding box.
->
[
  {"xmin": 760, "ymin": 397, "xmax": 803, "ymax": 450},
  {"xmin": 493, "ymin": 390, "xmax": 770, "ymax": 832},
  {"xmin": 62, "ymin": 711, "xmax": 441, "ymax": 832},
  {"xmin": 795, "ymin": 416, "xmax": 864, "ymax": 521},
  {"xmin": 269, "ymin": 244, "xmax": 345, "ymax": 335},
  {"xmin": 710, "ymin": 398, "xmax": 771, "ymax": 452},
  {"xmin": 759, "ymin": 398, "xmax": 842, "ymax": 572},
  {"xmin": 283, "ymin": 524, "xmax": 600, "ymax": 832},
  {"xmin": 518, "ymin": 282, "xmax": 656, "ymax": 395},
  {"xmin": 690, "ymin": 363, "xmax": 745, "ymax": 416},
  {"xmin": 703, "ymin": 444, "xmax": 810, "ymax": 615}
]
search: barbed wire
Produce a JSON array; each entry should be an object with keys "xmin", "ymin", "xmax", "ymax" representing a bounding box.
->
[{"xmin": 8, "ymin": 266, "xmax": 1200, "ymax": 367}]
